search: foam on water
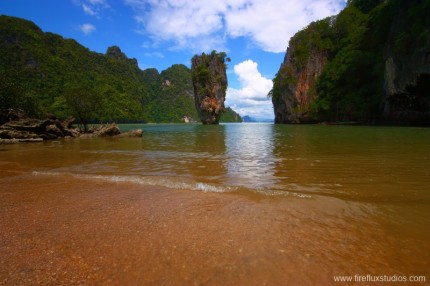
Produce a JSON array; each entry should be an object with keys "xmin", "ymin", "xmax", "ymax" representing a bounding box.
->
[
  {"xmin": 195, "ymin": 182, "xmax": 235, "ymax": 193},
  {"xmin": 32, "ymin": 171, "xmax": 236, "ymax": 194},
  {"xmin": 31, "ymin": 171, "xmax": 313, "ymax": 198}
]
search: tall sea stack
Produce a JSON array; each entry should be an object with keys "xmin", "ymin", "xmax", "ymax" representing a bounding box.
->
[{"xmin": 191, "ymin": 51, "xmax": 229, "ymax": 124}]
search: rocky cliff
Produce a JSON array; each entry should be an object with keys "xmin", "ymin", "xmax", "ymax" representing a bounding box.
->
[
  {"xmin": 272, "ymin": 46, "xmax": 327, "ymax": 124},
  {"xmin": 191, "ymin": 51, "xmax": 229, "ymax": 124},
  {"xmin": 382, "ymin": 0, "xmax": 430, "ymax": 123},
  {"xmin": 271, "ymin": 17, "xmax": 332, "ymax": 124},
  {"xmin": 271, "ymin": 0, "xmax": 430, "ymax": 125}
]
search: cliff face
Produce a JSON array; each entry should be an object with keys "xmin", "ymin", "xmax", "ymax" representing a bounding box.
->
[
  {"xmin": 271, "ymin": 0, "xmax": 430, "ymax": 125},
  {"xmin": 191, "ymin": 51, "xmax": 228, "ymax": 124},
  {"xmin": 382, "ymin": 0, "xmax": 430, "ymax": 123},
  {"xmin": 271, "ymin": 16, "xmax": 332, "ymax": 124},
  {"xmin": 272, "ymin": 46, "xmax": 326, "ymax": 123}
]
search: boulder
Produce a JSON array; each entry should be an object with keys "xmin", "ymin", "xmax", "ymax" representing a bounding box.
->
[
  {"xmin": 0, "ymin": 111, "xmax": 81, "ymax": 142},
  {"xmin": 92, "ymin": 124, "xmax": 121, "ymax": 137}
]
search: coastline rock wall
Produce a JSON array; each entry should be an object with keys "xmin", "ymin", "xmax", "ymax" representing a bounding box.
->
[
  {"xmin": 191, "ymin": 51, "xmax": 228, "ymax": 124},
  {"xmin": 272, "ymin": 46, "xmax": 327, "ymax": 124},
  {"xmin": 383, "ymin": 2, "xmax": 430, "ymax": 95},
  {"xmin": 382, "ymin": 0, "xmax": 430, "ymax": 123},
  {"xmin": 272, "ymin": 0, "xmax": 430, "ymax": 125}
]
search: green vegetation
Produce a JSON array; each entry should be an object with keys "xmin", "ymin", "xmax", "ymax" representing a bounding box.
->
[
  {"xmin": 191, "ymin": 50, "xmax": 232, "ymax": 124},
  {"xmin": 142, "ymin": 64, "xmax": 199, "ymax": 122},
  {"xmin": 221, "ymin": 107, "xmax": 243, "ymax": 123},
  {"xmin": 63, "ymin": 85, "xmax": 99, "ymax": 132},
  {"xmin": 312, "ymin": 1, "xmax": 388, "ymax": 122},
  {"xmin": 270, "ymin": 0, "xmax": 430, "ymax": 123},
  {"xmin": 191, "ymin": 50, "xmax": 230, "ymax": 97},
  {"xmin": 0, "ymin": 15, "xmax": 146, "ymax": 122},
  {"xmin": 0, "ymin": 16, "xmax": 241, "ymax": 124}
]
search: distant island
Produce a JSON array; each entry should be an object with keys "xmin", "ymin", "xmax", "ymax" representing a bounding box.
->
[
  {"xmin": 0, "ymin": 16, "xmax": 242, "ymax": 125},
  {"xmin": 242, "ymin": 116, "xmax": 256, "ymax": 123},
  {"xmin": 270, "ymin": 0, "xmax": 430, "ymax": 125},
  {"xmin": 241, "ymin": 116, "xmax": 272, "ymax": 123}
]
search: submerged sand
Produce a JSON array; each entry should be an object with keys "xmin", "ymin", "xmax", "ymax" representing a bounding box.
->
[{"xmin": 1, "ymin": 167, "xmax": 428, "ymax": 285}]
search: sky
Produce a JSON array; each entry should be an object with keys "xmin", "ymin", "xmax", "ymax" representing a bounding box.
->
[{"xmin": 0, "ymin": 0, "xmax": 346, "ymax": 120}]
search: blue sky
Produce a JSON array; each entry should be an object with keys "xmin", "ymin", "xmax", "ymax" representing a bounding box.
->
[{"xmin": 1, "ymin": 0, "xmax": 345, "ymax": 120}]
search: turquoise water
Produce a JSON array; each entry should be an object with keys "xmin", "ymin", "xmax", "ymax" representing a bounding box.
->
[
  {"xmin": 3, "ymin": 122, "xmax": 430, "ymax": 203},
  {"xmin": 71, "ymin": 123, "xmax": 430, "ymax": 202}
]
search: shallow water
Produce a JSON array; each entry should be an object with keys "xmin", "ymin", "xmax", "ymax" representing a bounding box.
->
[{"xmin": 0, "ymin": 123, "xmax": 429, "ymax": 285}]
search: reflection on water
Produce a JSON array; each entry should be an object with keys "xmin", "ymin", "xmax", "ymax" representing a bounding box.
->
[
  {"xmin": 0, "ymin": 123, "xmax": 429, "ymax": 284},
  {"xmin": 225, "ymin": 123, "xmax": 276, "ymax": 189},
  {"xmin": 2, "ymin": 123, "xmax": 430, "ymax": 202}
]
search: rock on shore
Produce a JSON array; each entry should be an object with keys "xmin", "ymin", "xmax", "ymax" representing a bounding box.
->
[
  {"xmin": 0, "ymin": 109, "xmax": 80, "ymax": 143},
  {"xmin": 0, "ymin": 109, "xmax": 143, "ymax": 143}
]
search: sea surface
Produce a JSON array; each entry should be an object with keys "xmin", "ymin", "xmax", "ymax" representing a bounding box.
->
[{"xmin": 1, "ymin": 123, "xmax": 429, "ymax": 285}]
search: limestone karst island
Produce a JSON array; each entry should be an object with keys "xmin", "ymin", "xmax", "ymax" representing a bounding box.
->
[{"xmin": 0, "ymin": 0, "xmax": 429, "ymax": 285}]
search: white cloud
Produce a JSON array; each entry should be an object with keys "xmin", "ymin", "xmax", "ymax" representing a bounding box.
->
[
  {"xmin": 88, "ymin": 0, "xmax": 108, "ymax": 4},
  {"xmin": 226, "ymin": 60, "xmax": 274, "ymax": 119},
  {"xmin": 79, "ymin": 0, "xmax": 110, "ymax": 16},
  {"xmin": 128, "ymin": 0, "xmax": 228, "ymax": 52},
  {"xmin": 82, "ymin": 4, "xmax": 97, "ymax": 15},
  {"xmin": 124, "ymin": 0, "xmax": 344, "ymax": 53},
  {"xmin": 144, "ymin": 51, "xmax": 165, "ymax": 58},
  {"xmin": 225, "ymin": 0, "xmax": 342, "ymax": 52},
  {"xmin": 79, "ymin": 23, "xmax": 96, "ymax": 35}
]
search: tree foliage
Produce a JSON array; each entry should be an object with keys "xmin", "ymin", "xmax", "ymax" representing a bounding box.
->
[
  {"xmin": 221, "ymin": 107, "xmax": 243, "ymax": 123},
  {"xmin": 271, "ymin": 0, "xmax": 430, "ymax": 123},
  {"xmin": 0, "ymin": 16, "xmax": 242, "ymax": 124},
  {"xmin": 63, "ymin": 85, "xmax": 98, "ymax": 132},
  {"xmin": 191, "ymin": 50, "xmax": 229, "ymax": 97}
]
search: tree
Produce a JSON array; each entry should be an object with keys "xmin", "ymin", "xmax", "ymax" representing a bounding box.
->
[{"xmin": 64, "ymin": 86, "xmax": 98, "ymax": 132}]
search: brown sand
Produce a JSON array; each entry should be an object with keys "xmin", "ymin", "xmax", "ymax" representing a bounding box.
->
[{"xmin": 0, "ymin": 170, "xmax": 429, "ymax": 285}]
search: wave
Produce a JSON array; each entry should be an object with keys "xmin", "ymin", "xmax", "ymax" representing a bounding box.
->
[
  {"xmin": 32, "ymin": 171, "xmax": 236, "ymax": 194},
  {"xmin": 31, "ymin": 171, "xmax": 313, "ymax": 198}
]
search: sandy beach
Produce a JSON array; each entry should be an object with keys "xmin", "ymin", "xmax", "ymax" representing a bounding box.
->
[{"xmin": 1, "ymin": 166, "xmax": 428, "ymax": 285}]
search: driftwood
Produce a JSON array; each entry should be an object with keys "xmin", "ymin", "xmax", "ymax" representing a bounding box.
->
[
  {"xmin": 0, "ymin": 110, "xmax": 143, "ymax": 143},
  {"xmin": 0, "ymin": 110, "xmax": 80, "ymax": 143}
]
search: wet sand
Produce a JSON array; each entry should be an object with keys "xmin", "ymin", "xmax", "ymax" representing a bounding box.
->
[{"xmin": 1, "ymin": 168, "xmax": 428, "ymax": 285}]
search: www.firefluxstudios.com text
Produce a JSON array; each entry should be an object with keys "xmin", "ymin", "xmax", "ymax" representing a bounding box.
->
[{"xmin": 333, "ymin": 274, "xmax": 426, "ymax": 283}]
